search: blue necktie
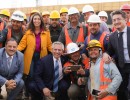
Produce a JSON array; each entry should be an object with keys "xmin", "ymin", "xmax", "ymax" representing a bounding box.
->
[{"xmin": 53, "ymin": 60, "xmax": 59, "ymax": 92}]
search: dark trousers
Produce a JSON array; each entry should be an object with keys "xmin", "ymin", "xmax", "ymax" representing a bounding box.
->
[
  {"xmin": 23, "ymin": 52, "xmax": 40, "ymax": 99},
  {"xmin": 117, "ymin": 63, "xmax": 130, "ymax": 100},
  {"xmin": 117, "ymin": 73, "xmax": 129, "ymax": 100},
  {"xmin": 28, "ymin": 79, "xmax": 70, "ymax": 100}
]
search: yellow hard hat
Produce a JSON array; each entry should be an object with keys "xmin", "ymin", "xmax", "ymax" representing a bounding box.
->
[
  {"xmin": 87, "ymin": 40, "xmax": 101, "ymax": 49},
  {"xmin": 42, "ymin": 11, "xmax": 50, "ymax": 16},
  {"xmin": 50, "ymin": 10, "xmax": 60, "ymax": 19},
  {"xmin": 23, "ymin": 13, "xmax": 27, "ymax": 20},
  {"xmin": 60, "ymin": 7, "xmax": 68, "ymax": 14},
  {"xmin": 30, "ymin": 10, "xmax": 40, "ymax": 16},
  {"xmin": 0, "ymin": 9, "xmax": 10, "ymax": 17}
]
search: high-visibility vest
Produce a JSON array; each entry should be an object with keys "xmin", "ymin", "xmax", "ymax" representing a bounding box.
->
[
  {"xmin": 88, "ymin": 60, "xmax": 117, "ymax": 100},
  {"xmin": 7, "ymin": 28, "xmax": 12, "ymax": 40},
  {"xmin": 87, "ymin": 32, "xmax": 107, "ymax": 52},
  {"xmin": 64, "ymin": 62, "xmax": 75, "ymax": 82},
  {"xmin": 127, "ymin": 22, "xmax": 130, "ymax": 27},
  {"xmin": 64, "ymin": 58, "xmax": 89, "ymax": 82},
  {"xmin": 0, "ymin": 22, "xmax": 5, "ymax": 48},
  {"xmin": 64, "ymin": 25, "xmax": 84, "ymax": 46},
  {"xmin": 99, "ymin": 60, "xmax": 117, "ymax": 100},
  {"xmin": 0, "ymin": 21, "xmax": 4, "ymax": 31},
  {"xmin": 86, "ymin": 24, "xmax": 90, "ymax": 36}
]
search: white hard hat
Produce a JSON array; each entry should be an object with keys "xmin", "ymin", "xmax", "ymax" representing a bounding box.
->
[
  {"xmin": 82, "ymin": 5, "xmax": 94, "ymax": 14},
  {"xmin": 66, "ymin": 43, "xmax": 79, "ymax": 54},
  {"xmin": 87, "ymin": 14, "xmax": 101, "ymax": 23},
  {"xmin": 98, "ymin": 11, "xmax": 108, "ymax": 18},
  {"xmin": 11, "ymin": 10, "xmax": 24, "ymax": 21},
  {"xmin": 68, "ymin": 7, "xmax": 79, "ymax": 15}
]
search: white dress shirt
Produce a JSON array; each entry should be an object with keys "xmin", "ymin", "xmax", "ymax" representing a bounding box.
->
[
  {"xmin": 121, "ymin": 27, "xmax": 130, "ymax": 63},
  {"xmin": 6, "ymin": 52, "xmax": 13, "ymax": 68},
  {"xmin": 53, "ymin": 57, "xmax": 63, "ymax": 80}
]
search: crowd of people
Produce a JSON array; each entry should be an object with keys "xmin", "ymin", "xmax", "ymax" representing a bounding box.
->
[{"xmin": 0, "ymin": 3, "xmax": 130, "ymax": 100}]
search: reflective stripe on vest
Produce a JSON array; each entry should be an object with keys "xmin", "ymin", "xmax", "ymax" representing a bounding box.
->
[
  {"xmin": 65, "ymin": 25, "xmax": 84, "ymax": 46},
  {"xmin": 99, "ymin": 60, "xmax": 117, "ymax": 100},
  {"xmin": 0, "ymin": 22, "xmax": 5, "ymax": 48},
  {"xmin": 0, "ymin": 28, "xmax": 12, "ymax": 48},
  {"xmin": 0, "ymin": 22, "xmax": 4, "ymax": 31},
  {"xmin": 7, "ymin": 28, "xmax": 12, "ymax": 40},
  {"xmin": 87, "ymin": 32, "xmax": 107, "ymax": 52}
]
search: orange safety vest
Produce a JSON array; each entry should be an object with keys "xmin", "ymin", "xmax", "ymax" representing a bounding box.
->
[
  {"xmin": 7, "ymin": 28, "xmax": 12, "ymax": 40},
  {"xmin": 86, "ymin": 24, "xmax": 90, "ymax": 36},
  {"xmin": 127, "ymin": 22, "xmax": 130, "ymax": 27},
  {"xmin": 64, "ymin": 58, "xmax": 89, "ymax": 82},
  {"xmin": 88, "ymin": 60, "xmax": 117, "ymax": 100},
  {"xmin": 0, "ymin": 21, "xmax": 4, "ymax": 31},
  {"xmin": 0, "ymin": 22, "xmax": 5, "ymax": 48},
  {"xmin": 64, "ymin": 62, "xmax": 75, "ymax": 82},
  {"xmin": 87, "ymin": 32, "xmax": 107, "ymax": 52},
  {"xmin": 64, "ymin": 57, "xmax": 89, "ymax": 69},
  {"xmin": 65, "ymin": 25, "xmax": 84, "ymax": 46}
]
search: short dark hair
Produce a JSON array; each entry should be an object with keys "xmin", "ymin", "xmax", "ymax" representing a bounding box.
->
[
  {"xmin": 28, "ymin": 13, "xmax": 46, "ymax": 32},
  {"xmin": 110, "ymin": 10, "xmax": 127, "ymax": 19},
  {"xmin": 5, "ymin": 38, "xmax": 18, "ymax": 45}
]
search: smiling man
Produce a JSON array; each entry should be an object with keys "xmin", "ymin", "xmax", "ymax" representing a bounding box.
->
[
  {"xmin": 28, "ymin": 41, "xmax": 70, "ymax": 100},
  {"xmin": 0, "ymin": 10, "xmax": 25, "ymax": 46},
  {"xmin": 49, "ymin": 10, "xmax": 62, "ymax": 43},
  {"xmin": 84, "ymin": 40, "xmax": 122, "ymax": 100},
  {"xmin": 63, "ymin": 42, "xmax": 89, "ymax": 100},
  {"xmin": 0, "ymin": 38, "xmax": 24, "ymax": 100},
  {"xmin": 58, "ymin": 7, "xmax": 88, "ymax": 49},
  {"xmin": 82, "ymin": 14, "xmax": 109, "ymax": 57},
  {"xmin": 103, "ymin": 10, "xmax": 130, "ymax": 100}
]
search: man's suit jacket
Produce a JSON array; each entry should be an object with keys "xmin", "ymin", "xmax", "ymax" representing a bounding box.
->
[
  {"xmin": 0, "ymin": 48, "xmax": 24, "ymax": 86},
  {"xmin": 34, "ymin": 54, "xmax": 70, "ymax": 91},
  {"xmin": 107, "ymin": 26, "xmax": 130, "ymax": 69}
]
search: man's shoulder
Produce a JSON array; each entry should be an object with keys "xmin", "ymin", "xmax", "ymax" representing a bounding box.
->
[
  {"xmin": 109, "ymin": 32, "xmax": 117, "ymax": 39},
  {"xmin": 16, "ymin": 50, "xmax": 23, "ymax": 58},
  {"xmin": 0, "ymin": 48, "xmax": 4, "ymax": 54},
  {"xmin": 41, "ymin": 54, "xmax": 52, "ymax": 62}
]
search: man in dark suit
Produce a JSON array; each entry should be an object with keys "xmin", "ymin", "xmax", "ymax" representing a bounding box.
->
[
  {"xmin": 0, "ymin": 38, "xmax": 24, "ymax": 100},
  {"xmin": 28, "ymin": 41, "xmax": 70, "ymax": 100},
  {"xmin": 103, "ymin": 10, "xmax": 130, "ymax": 100}
]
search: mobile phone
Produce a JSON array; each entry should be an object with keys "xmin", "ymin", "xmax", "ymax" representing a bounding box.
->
[
  {"xmin": 92, "ymin": 89, "xmax": 100, "ymax": 96},
  {"xmin": 69, "ymin": 65, "xmax": 80, "ymax": 71}
]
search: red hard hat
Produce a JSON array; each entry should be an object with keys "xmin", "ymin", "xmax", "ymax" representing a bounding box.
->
[{"xmin": 120, "ymin": 4, "xmax": 130, "ymax": 10}]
